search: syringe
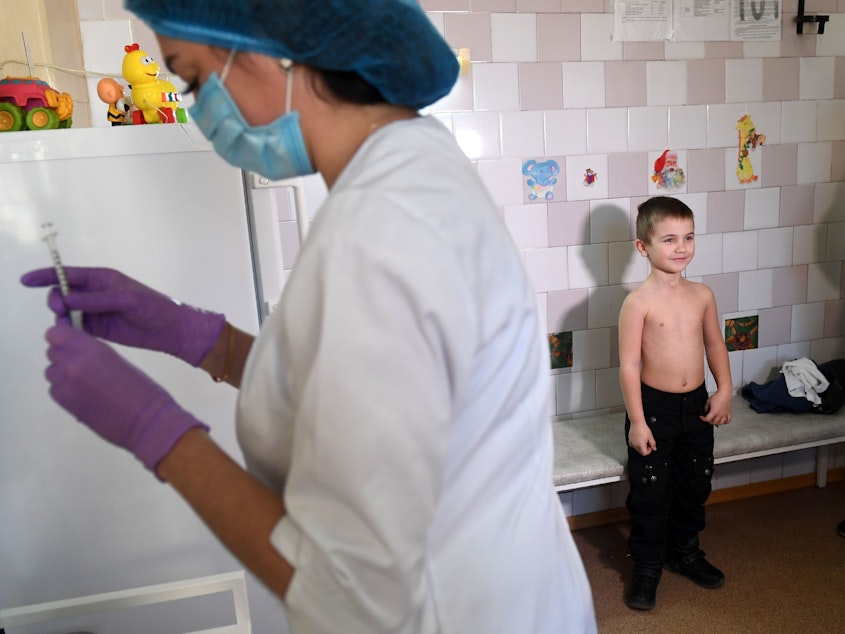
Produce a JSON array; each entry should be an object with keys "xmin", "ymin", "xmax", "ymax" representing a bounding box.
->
[{"xmin": 41, "ymin": 222, "xmax": 83, "ymax": 329}]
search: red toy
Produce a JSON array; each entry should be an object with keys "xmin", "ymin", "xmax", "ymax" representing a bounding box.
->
[{"xmin": 0, "ymin": 76, "xmax": 74, "ymax": 132}]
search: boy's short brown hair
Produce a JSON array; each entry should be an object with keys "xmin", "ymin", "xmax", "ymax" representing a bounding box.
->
[{"xmin": 636, "ymin": 196, "xmax": 695, "ymax": 243}]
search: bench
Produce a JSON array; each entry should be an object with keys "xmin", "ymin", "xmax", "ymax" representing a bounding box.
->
[{"xmin": 552, "ymin": 394, "xmax": 845, "ymax": 492}]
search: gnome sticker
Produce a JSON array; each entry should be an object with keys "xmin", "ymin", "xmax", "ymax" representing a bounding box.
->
[{"xmin": 650, "ymin": 149, "xmax": 686, "ymax": 193}]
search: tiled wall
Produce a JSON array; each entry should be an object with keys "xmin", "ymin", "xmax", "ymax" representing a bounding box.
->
[{"xmin": 57, "ymin": 1, "xmax": 845, "ymax": 513}]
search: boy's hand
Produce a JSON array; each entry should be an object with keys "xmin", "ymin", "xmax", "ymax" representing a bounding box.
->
[
  {"xmin": 701, "ymin": 389, "xmax": 733, "ymax": 426},
  {"xmin": 628, "ymin": 423, "xmax": 657, "ymax": 456}
]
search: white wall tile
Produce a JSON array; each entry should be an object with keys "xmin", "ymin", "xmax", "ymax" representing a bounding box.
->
[
  {"xmin": 748, "ymin": 455, "xmax": 784, "ymax": 483},
  {"xmin": 744, "ymin": 187, "xmax": 780, "ymax": 229},
  {"xmin": 580, "ymin": 14, "xmax": 623, "ymax": 61},
  {"xmin": 646, "ymin": 61, "xmax": 687, "ymax": 106},
  {"xmin": 816, "ymin": 15, "xmax": 845, "ymax": 56},
  {"xmin": 807, "ymin": 262, "xmax": 841, "ymax": 303},
  {"xmin": 572, "ymin": 328, "xmax": 611, "ymax": 371},
  {"xmin": 545, "ymin": 109, "xmax": 587, "ymax": 156},
  {"xmin": 536, "ymin": 293, "xmax": 548, "ymax": 335},
  {"xmin": 781, "ymin": 101, "xmax": 818, "ymax": 144},
  {"xmin": 725, "ymin": 58, "xmax": 763, "ymax": 104},
  {"xmin": 797, "ymin": 142, "xmax": 832, "ymax": 185},
  {"xmin": 685, "ymin": 233, "xmax": 723, "ymax": 277},
  {"xmin": 782, "ymin": 448, "xmax": 816, "ymax": 477},
  {"xmin": 713, "ymin": 460, "xmax": 751, "ymax": 489},
  {"xmin": 565, "ymin": 154, "xmax": 609, "ymax": 201},
  {"xmin": 723, "ymin": 231, "xmax": 758, "ymax": 273},
  {"xmin": 568, "ymin": 244, "xmax": 608, "ymax": 288},
  {"xmin": 501, "ymin": 110, "xmax": 545, "ymax": 158},
  {"xmin": 473, "ymin": 63, "xmax": 520, "ymax": 111},
  {"xmin": 664, "ymin": 41, "xmax": 706, "ymax": 60},
  {"xmin": 799, "ymin": 57, "xmax": 835, "ymax": 101},
  {"xmin": 792, "ymin": 224, "xmax": 828, "ymax": 265},
  {"xmin": 586, "ymin": 107, "xmax": 628, "ymax": 153},
  {"xmin": 555, "ymin": 370, "xmax": 597, "ymax": 415},
  {"xmin": 629, "ymin": 106, "xmax": 669, "ymax": 152},
  {"xmin": 811, "ymin": 338, "xmax": 845, "ymax": 363},
  {"xmin": 727, "ymin": 350, "xmax": 744, "ymax": 390},
  {"xmin": 668, "ymin": 105, "xmax": 708, "ymax": 150},
  {"xmin": 738, "ymin": 269, "xmax": 773, "ymax": 310},
  {"xmin": 504, "ymin": 204, "xmax": 549, "ymax": 249},
  {"xmin": 563, "ymin": 62, "xmax": 606, "ymax": 109},
  {"xmin": 740, "ymin": 346, "xmax": 779, "ymax": 385},
  {"xmin": 571, "ymin": 482, "xmax": 617, "ymax": 515},
  {"xmin": 791, "ymin": 302, "xmax": 826, "ymax": 341},
  {"xmin": 453, "ymin": 111, "xmax": 501, "ymax": 159},
  {"xmin": 595, "ymin": 367, "xmax": 624, "ymax": 409},
  {"xmin": 675, "ymin": 192, "xmax": 708, "ymax": 226},
  {"xmin": 525, "ymin": 247, "xmax": 569, "ymax": 292},
  {"xmin": 610, "ymin": 242, "xmax": 648, "ymax": 284},
  {"xmin": 491, "ymin": 13, "xmax": 537, "ymax": 62},
  {"xmin": 743, "ymin": 101, "xmax": 782, "ymax": 146},
  {"xmin": 79, "ymin": 19, "xmax": 131, "ymax": 74},
  {"xmin": 777, "ymin": 342, "xmax": 812, "ymax": 366},
  {"xmin": 757, "ymin": 227, "xmax": 794, "ymax": 269},
  {"xmin": 476, "ymin": 158, "xmax": 524, "ymax": 206},
  {"xmin": 708, "ymin": 103, "xmax": 749, "ymax": 148},
  {"xmin": 77, "ymin": 0, "xmax": 104, "ymax": 20}
]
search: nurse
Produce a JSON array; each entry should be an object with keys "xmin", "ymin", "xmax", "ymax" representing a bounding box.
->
[{"xmin": 22, "ymin": 1, "xmax": 597, "ymax": 631}]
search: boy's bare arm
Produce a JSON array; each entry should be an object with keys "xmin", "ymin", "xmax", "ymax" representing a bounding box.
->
[
  {"xmin": 700, "ymin": 287, "xmax": 733, "ymax": 426},
  {"xmin": 619, "ymin": 294, "xmax": 657, "ymax": 455}
]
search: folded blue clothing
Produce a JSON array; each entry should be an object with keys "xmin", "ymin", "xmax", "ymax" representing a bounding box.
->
[{"xmin": 741, "ymin": 374, "xmax": 815, "ymax": 414}]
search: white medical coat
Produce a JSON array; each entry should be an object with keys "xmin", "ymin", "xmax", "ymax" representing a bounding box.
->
[{"xmin": 236, "ymin": 116, "xmax": 596, "ymax": 633}]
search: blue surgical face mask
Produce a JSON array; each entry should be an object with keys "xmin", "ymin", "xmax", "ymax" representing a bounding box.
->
[{"xmin": 189, "ymin": 51, "xmax": 315, "ymax": 181}]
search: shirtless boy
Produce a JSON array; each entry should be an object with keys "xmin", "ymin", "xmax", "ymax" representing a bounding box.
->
[{"xmin": 618, "ymin": 196, "xmax": 733, "ymax": 610}]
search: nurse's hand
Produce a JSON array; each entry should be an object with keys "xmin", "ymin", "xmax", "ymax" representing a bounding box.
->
[
  {"xmin": 22, "ymin": 266, "xmax": 225, "ymax": 366},
  {"xmin": 44, "ymin": 324, "xmax": 208, "ymax": 475}
]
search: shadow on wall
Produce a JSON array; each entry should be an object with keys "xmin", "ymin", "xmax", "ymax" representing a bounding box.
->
[{"xmin": 817, "ymin": 181, "xmax": 845, "ymax": 360}]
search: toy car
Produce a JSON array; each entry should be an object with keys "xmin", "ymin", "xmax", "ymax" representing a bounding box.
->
[{"xmin": 0, "ymin": 76, "xmax": 73, "ymax": 132}]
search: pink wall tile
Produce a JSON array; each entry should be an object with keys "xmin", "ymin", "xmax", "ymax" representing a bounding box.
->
[
  {"xmin": 548, "ymin": 289, "xmax": 589, "ymax": 332},
  {"xmin": 623, "ymin": 42, "xmax": 664, "ymax": 61},
  {"xmin": 519, "ymin": 62, "xmax": 564, "ymax": 110},
  {"xmin": 548, "ymin": 200, "xmax": 591, "ymax": 246},
  {"xmin": 835, "ymin": 57, "xmax": 845, "ymax": 99},
  {"xmin": 538, "ymin": 13, "xmax": 581, "ymax": 61},
  {"xmin": 703, "ymin": 42, "xmax": 744, "ymax": 59},
  {"xmin": 832, "ymin": 141, "xmax": 845, "ymax": 181},
  {"xmin": 424, "ymin": 0, "xmax": 471, "ymax": 9},
  {"xmin": 604, "ymin": 61, "xmax": 646, "ymax": 107},
  {"xmin": 779, "ymin": 184, "xmax": 815, "ymax": 226},
  {"xmin": 702, "ymin": 273, "xmax": 739, "ymax": 314},
  {"xmin": 472, "ymin": 0, "xmax": 515, "ymax": 9},
  {"xmin": 707, "ymin": 190, "xmax": 745, "ymax": 233},
  {"xmin": 687, "ymin": 59, "xmax": 726, "ymax": 106},
  {"xmin": 688, "ymin": 148, "xmax": 726, "ymax": 194},
  {"xmin": 607, "ymin": 153, "xmax": 648, "ymax": 197},
  {"xmin": 760, "ymin": 144, "xmax": 798, "ymax": 188},
  {"xmin": 772, "ymin": 265, "xmax": 809, "ymax": 307},
  {"xmin": 758, "ymin": 306, "xmax": 793, "ymax": 347},
  {"xmin": 518, "ymin": 0, "xmax": 561, "ymax": 11},
  {"xmin": 561, "ymin": 0, "xmax": 604, "ymax": 11},
  {"xmin": 824, "ymin": 300, "xmax": 845, "ymax": 338},
  {"xmin": 444, "ymin": 13, "xmax": 493, "ymax": 62},
  {"xmin": 763, "ymin": 58, "xmax": 799, "ymax": 102}
]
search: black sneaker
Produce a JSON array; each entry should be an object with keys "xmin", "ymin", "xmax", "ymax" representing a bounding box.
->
[
  {"xmin": 665, "ymin": 546, "xmax": 725, "ymax": 589},
  {"xmin": 625, "ymin": 569, "xmax": 661, "ymax": 610}
]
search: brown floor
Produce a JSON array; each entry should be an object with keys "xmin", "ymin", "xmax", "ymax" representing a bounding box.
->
[{"xmin": 572, "ymin": 481, "xmax": 845, "ymax": 634}]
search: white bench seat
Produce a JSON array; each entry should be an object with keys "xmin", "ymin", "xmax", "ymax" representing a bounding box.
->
[{"xmin": 552, "ymin": 395, "xmax": 845, "ymax": 492}]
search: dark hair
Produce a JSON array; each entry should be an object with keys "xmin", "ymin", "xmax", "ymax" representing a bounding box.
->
[
  {"xmin": 313, "ymin": 68, "xmax": 387, "ymax": 105},
  {"xmin": 636, "ymin": 196, "xmax": 694, "ymax": 243}
]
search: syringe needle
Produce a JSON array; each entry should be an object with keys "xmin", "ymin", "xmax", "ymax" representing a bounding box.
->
[{"xmin": 41, "ymin": 223, "xmax": 83, "ymax": 329}]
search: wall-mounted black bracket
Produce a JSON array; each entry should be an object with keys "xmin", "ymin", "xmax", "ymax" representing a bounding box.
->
[{"xmin": 796, "ymin": 0, "xmax": 829, "ymax": 34}]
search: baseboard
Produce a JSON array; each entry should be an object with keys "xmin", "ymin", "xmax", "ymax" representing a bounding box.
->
[{"xmin": 567, "ymin": 466, "xmax": 845, "ymax": 532}]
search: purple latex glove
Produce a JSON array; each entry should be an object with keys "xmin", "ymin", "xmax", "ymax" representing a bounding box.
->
[
  {"xmin": 21, "ymin": 267, "xmax": 225, "ymax": 366},
  {"xmin": 45, "ymin": 324, "xmax": 208, "ymax": 473}
]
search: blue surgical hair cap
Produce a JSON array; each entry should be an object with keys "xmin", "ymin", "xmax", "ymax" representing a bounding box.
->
[{"xmin": 124, "ymin": 0, "xmax": 459, "ymax": 110}]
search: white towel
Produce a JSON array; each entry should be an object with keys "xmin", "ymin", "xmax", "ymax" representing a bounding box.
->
[{"xmin": 781, "ymin": 358, "xmax": 829, "ymax": 405}]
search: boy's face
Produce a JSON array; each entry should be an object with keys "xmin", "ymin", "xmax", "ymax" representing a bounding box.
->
[{"xmin": 636, "ymin": 216, "xmax": 695, "ymax": 274}]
